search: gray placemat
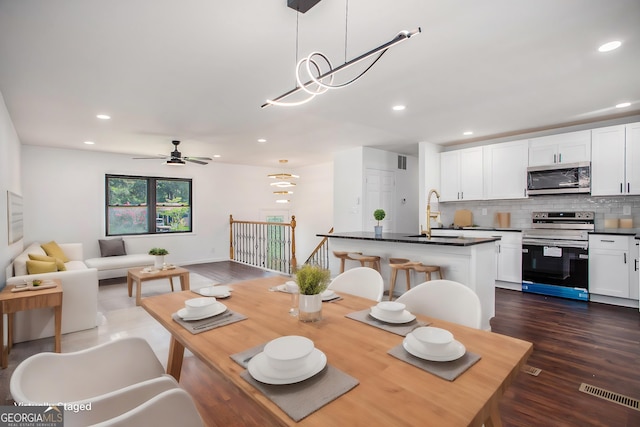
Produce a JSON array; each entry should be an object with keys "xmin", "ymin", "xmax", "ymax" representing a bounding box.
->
[
  {"xmin": 171, "ymin": 310, "xmax": 247, "ymax": 334},
  {"xmin": 240, "ymin": 364, "xmax": 358, "ymax": 422},
  {"xmin": 345, "ymin": 309, "xmax": 430, "ymax": 336},
  {"xmin": 230, "ymin": 343, "xmax": 267, "ymax": 368},
  {"xmin": 388, "ymin": 343, "xmax": 481, "ymax": 381}
]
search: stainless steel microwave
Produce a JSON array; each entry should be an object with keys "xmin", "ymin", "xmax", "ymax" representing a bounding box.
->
[{"xmin": 527, "ymin": 162, "xmax": 591, "ymax": 195}]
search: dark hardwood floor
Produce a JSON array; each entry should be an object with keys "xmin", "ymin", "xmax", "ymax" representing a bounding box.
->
[{"xmin": 181, "ymin": 262, "xmax": 640, "ymax": 427}]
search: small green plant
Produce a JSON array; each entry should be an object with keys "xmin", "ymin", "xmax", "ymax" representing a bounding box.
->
[
  {"xmin": 295, "ymin": 264, "xmax": 331, "ymax": 295},
  {"xmin": 148, "ymin": 248, "xmax": 169, "ymax": 256},
  {"xmin": 373, "ymin": 209, "xmax": 386, "ymax": 225}
]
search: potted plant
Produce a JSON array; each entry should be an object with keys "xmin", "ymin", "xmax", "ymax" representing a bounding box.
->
[
  {"xmin": 373, "ymin": 209, "xmax": 386, "ymax": 237},
  {"xmin": 149, "ymin": 248, "xmax": 169, "ymax": 269},
  {"xmin": 295, "ymin": 264, "xmax": 331, "ymax": 322}
]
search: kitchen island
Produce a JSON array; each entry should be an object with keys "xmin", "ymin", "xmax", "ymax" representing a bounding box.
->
[{"xmin": 317, "ymin": 232, "xmax": 500, "ymax": 330}]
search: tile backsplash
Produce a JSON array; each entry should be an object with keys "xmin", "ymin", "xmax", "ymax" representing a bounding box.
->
[{"xmin": 439, "ymin": 195, "xmax": 640, "ymax": 230}]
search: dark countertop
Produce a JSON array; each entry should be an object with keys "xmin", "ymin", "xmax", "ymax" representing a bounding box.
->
[
  {"xmin": 316, "ymin": 231, "xmax": 501, "ymax": 247},
  {"xmin": 433, "ymin": 226, "xmax": 523, "ymax": 233},
  {"xmin": 591, "ymin": 228, "xmax": 640, "ymax": 238}
]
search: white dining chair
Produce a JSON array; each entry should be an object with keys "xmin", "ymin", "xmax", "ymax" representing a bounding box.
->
[
  {"xmin": 65, "ymin": 376, "xmax": 181, "ymax": 427},
  {"xmin": 91, "ymin": 388, "xmax": 204, "ymax": 427},
  {"xmin": 328, "ymin": 266, "xmax": 384, "ymax": 302},
  {"xmin": 395, "ymin": 279, "xmax": 482, "ymax": 329},
  {"xmin": 10, "ymin": 337, "xmax": 167, "ymax": 405}
]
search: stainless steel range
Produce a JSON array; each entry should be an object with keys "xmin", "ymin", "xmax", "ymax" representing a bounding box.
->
[{"xmin": 522, "ymin": 211, "xmax": 594, "ymax": 301}]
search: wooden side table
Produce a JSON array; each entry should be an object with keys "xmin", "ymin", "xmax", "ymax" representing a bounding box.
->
[
  {"xmin": 1, "ymin": 279, "xmax": 63, "ymax": 369},
  {"xmin": 127, "ymin": 267, "xmax": 190, "ymax": 306}
]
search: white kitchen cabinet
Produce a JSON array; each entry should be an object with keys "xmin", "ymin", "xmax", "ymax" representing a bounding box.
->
[
  {"xmin": 591, "ymin": 122, "xmax": 640, "ymax": 196},
  {"xmin": 632, "ymin": 240, "xmax": 639, "ymax": 303},
  {"xmin": 497, "ymin": 240, "xmax": 522, "ymax": 284},
  {"xmin": 483, "ymin": 139, "xmax": 528, "ymax": 199},
  {"xmin": 440, "ymin": 147, "xmax": 483, "ymax": 201},
  {"xmin": 431, "ymin": 229, "xmax": 522, "ymax": 288},
  {"xmin": 589, "ymin": 235, "xmax": 631, "ymax": 298},
  {"xmin": 528, "ymin": 130, "xmax": 591, "ymax": 166}
]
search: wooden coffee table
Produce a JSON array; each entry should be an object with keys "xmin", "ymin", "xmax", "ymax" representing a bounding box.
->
[
  {"xmin": 1, "ymin": 279, "xmax": 63, "ymax": 369},
  {"xmin": 127, "ymin": 266, "xmax": 190, "ymax": 306}
]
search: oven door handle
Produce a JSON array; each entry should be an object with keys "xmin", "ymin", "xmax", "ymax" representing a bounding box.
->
[{"xmin": 522, "ymin": 239, "xmax": 588, "ymax": 250}]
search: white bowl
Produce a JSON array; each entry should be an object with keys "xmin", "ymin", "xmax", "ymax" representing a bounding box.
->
[
  {"xmin": 375, "ymin": 301, "xmax": 406, "ymax": 319},
  {"xmin": 411, "ymin": 327, "xmax": 454, "ymax": 355},
  {"xmin": 184, "ymin": 297, "xmax": 217, "ymax": 316},
  {"xmin": 263, "ymin": 336, "xmax": 314, "ymax": 372}
]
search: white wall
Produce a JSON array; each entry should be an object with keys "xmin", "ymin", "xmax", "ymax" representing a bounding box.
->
[
  {"xmin": 292, "ymin": 162, "xmax": 334, "ymax": 264},
  {"xmin": 333, "ymin": 146, "xmax": 419, "ymax": 234},
  {"xmin": 20, "ymin": 146, "xmax": 333, "ymax": 268},
  {"xmin": 362, "ymin": 147, "xmax": 419, "ymax": 233},
  {"xmin": 333, "ymin": 147, "xmax": 364, "ymax": 232},
  {"xmin": 419, "ymin": 142, "xmax": 443, "ymax": 231},
  {"xmin": 0, "ymin": 91, "xmax": 23, "ymax": 288}
]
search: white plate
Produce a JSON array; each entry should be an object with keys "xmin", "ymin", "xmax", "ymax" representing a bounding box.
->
[
  {"xmin": 403, "ymin": 333, "xmax": 466, "ymax": 362},
  {"xmin": 195, "ymin": 286, "xmax": 231, "ymax": 298},
  {"xmin": 369, "ymin": 306, "xmax": 416, "ymax": 324},
  {"xmin": 177, "ymin": 302, "xmax": 227, "ymax": 321},
  {"xmin": 248, "ymin": 349, "xmax": 327, "ymax": 385},
  {"xmin": 321, "ymin": 290, "xmax": 339, "ymax": 301}
]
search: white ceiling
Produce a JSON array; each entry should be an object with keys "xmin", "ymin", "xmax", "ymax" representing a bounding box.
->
[{"xmin": 0, "ymin": 0, "xmax": 639, "ymax": 169}]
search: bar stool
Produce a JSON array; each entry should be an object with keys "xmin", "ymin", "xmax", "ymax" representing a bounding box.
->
[
  {"xmin": 332, "ymin": 251, "xmax": 362, "ymax": 274},
  {"xmin": 347, "ymin": 253, "xmax": 381, "ymax": 272},
  {"xmin": 412, "ymin": 263, "xmax": 444, "ymax": 282},
  {"xmin": 388, "ymin": 258, "xmax": 417, "ymax": 301}
]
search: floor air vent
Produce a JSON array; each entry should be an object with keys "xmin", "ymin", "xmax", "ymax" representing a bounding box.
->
[
  {"xmin": 521, "ymin": 365, "xmax": 541, "ymax": 376},
  {"xmin": 579, "ymin": 383, "xmax": 640, "ymax": 411}
]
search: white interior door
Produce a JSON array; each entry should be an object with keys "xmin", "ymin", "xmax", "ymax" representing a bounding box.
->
[{"xmin": 365, "ymin": 168, "xmax": 395, "ymax": 232}]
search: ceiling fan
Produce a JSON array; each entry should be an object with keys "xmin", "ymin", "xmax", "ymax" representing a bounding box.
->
[{"xmin": 133, "ymin": 140, "xmax": 213, "ymax": 165}]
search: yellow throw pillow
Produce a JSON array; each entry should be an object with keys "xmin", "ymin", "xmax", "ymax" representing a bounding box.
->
[
  {"xmin": 28, "ymin": 253, "xmax": 67, "ymax": 271},
  {"xmin": 26, "ymin": 260, "xmax": 58, "ymax": 274},
  {"xmin": 41, "ymin": 241, "xmax": 69, "ymax": 263}
]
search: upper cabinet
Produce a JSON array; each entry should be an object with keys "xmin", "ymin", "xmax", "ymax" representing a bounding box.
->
[
  {"xmin": 483, "ymin": 139, "xmax": 528, "ymax": 199},
  {"xmin": 528, "ymin": 130, "xmax": 591, "ymax": 166},
  {"xmin": 591, "ymin": 122, "xmax": 640, "ymax": 196},
  {"xmin": 440, "ymin": 147, "xmax": 483, "ymax": 201}
]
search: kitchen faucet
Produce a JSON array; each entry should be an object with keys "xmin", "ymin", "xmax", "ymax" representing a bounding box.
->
[{"xmin": 422, "ymin": 188, "xmax": 441, "ymax": 239}]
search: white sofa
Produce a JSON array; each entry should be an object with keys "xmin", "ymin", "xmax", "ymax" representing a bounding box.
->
[
  {"xmin": 85, "ymin": 254, "xmax": 155, "ymax": 280},
  {"xmin": 6, "ymin": 242, "xmax": 99, "ymax": 343}
]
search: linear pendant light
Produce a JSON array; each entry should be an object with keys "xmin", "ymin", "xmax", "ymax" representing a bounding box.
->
[
  {"xmin": 262, "ymin": 28, "xmax": 421, "ymax": 108},
  {"xmin": 262, "ymin": 1, "xmax": 420, "ymax": 108}
]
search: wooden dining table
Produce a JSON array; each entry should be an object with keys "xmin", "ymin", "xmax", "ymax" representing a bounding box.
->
[{"xmin": 142, "ymin": 275, "xmax": 532, "ymax": 427}]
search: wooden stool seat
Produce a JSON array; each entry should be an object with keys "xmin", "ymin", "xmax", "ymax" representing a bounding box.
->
[
  {"xmin": 333, "ymin": 251, "xmax": 362, "ymax": 273},
  {"xmin": 412, "ymin": 263, "xmax": 445, "ymax": 282},
  {"xmin": 348, "ymin": 253, "xmax": 381, "ymax": 272},
  {"xmin": 388, "ymin": 258, "xmax": 420, "ymax": 300}
]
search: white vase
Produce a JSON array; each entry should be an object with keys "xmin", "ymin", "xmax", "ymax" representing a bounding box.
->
[
  {"xmin": 154, "ymin": 255, "xmax": 164, "ymax": 269},
  {"xmin": 298, "ymin": 294, "xmax": 322, "ymax": 322},
  {"xmin": 374, "ymin": 225, "xmax": 383, "ymax": 237}
]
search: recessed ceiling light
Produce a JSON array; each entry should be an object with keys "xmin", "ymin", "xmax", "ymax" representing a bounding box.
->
[
  {"xmin": 463, "ymin": 131, "xmax": 473, "ymax": 136},
  {"xmin": 96, "ymin": 114, "xmax": 111, "ymax": 120},
  {"xmin": 598, "ymin": 41, "xmax": 621, "ymax": 52},
  {"xmin": 83, "ymin": 141, "xmax": 95, "ymax": 145},
  {"xmin": 257, "ymin": 138, "xmax": 267, "ymax": 143},
  {"xmin": 213, "ymin": 154, "xmax": 221, "ymax": 158},
  {"xmin": 615, "ymin": 102, "xmax": 631, "ymax": 108},
  {"xmin": 392, "ymin": 105, "xmax": 406, "ymax": 111}
]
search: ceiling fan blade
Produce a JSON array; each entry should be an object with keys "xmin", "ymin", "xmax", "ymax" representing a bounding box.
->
[
  {"xmin": 184, "ymin": 158, "xmax": 209, "ymax": 165},
  {"xmin": 133, "ymin": 156, "xmax": 169, "ymax": 160},
  {"xmin": 185, "ymin": 156, "xmax": 213, "ymax": 160}
]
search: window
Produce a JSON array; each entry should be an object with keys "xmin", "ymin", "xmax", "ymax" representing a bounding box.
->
[{"xmin": 106, "ymin": 174, "xmax": 192, "ymax": 236}]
